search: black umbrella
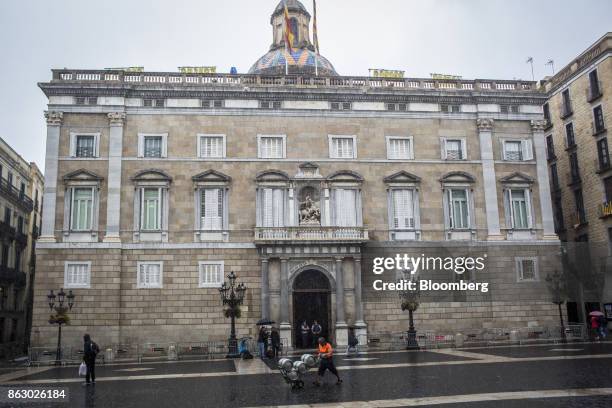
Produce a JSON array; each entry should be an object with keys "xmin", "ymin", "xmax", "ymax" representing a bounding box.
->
[{"xmin": 256, "ymin": 318, "xmax": 275, "ymax": 326}]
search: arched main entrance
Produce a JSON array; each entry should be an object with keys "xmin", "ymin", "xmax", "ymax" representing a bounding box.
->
[{"xmin": 292, "ymin": 269, "xmax": 331, "ymax": 349}]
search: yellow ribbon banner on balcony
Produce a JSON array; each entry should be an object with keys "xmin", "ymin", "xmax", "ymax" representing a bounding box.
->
[
  {"xmin": 178, "ymin": 66, "xmax": 217, "ymax": 74},
  {"xmin": 369, "ymin": 69, "xmax": 405, "ymax": 79}
]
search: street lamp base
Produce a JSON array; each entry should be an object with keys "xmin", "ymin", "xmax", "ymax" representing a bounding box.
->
[{"xmin": 406, "ymin": 329, "xmax": 420, "ymax": 350}]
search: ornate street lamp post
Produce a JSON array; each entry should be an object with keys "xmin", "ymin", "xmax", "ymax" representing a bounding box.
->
[
  {"xmin": 47, "ymin": 288, "xmax": 75, "ymax": 364},
  {"xmin": 399, "ymin": 278, "xmax": 420, "ymax": 350},
  {"xmin": 219, "ymin": 271, "xmax": 247, "ymax": 358},
  {"xmin": 545, "ymin": 270, "xmax": 568, "ymax": 343}
]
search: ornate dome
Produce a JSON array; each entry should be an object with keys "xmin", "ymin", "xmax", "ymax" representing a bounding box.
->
[
  {"xmin": 249, "ymin": 0, "xmax": 339, "ymax": 76},
  {"xmin": 249, "ymin": 48, "xmax": 338, "ymax": 76}
]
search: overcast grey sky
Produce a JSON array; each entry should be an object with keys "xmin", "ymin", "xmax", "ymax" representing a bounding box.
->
[{"xmin": 0, "ymin": 0, "xmax": 610, "ymax": 170}]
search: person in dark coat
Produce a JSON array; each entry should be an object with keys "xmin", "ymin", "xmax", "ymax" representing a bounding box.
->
[
  {"xmin": 82, "ymin": 334, "xmax": 98, "ymax": 385},
  {"xmin": 271, "ymin": 327, "xmax": 281, "ymax": 358},
  {"xmin": 257, "ymin": 326, "xmax": 268, "ymax": 359}
]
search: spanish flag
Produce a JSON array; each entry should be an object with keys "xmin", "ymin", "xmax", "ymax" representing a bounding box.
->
[{"xmin": 284, "ymin": 1, "xmax": 296, "ymax": 58}]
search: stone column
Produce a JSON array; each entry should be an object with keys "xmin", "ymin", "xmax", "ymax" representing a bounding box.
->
[
  {"xmin": 532, "ymin": 120, "xmax": 557, "ymax": 239},
  {"xmin": 477, "ymin": 119, "xmax": 503, "ymax": 240},
  {"xmin": 39, "ymin": 111, "xmax": 63, "ymax": 242},
  {"xmin": 279, "ymin": 258, "xmax": 292, "ymax": 350},
  {"xmin": 261, "ymin": 258, "xmax": 270, "ymax": 319},
  {"xmin": 335, "ymin": 257, "xmax": 348, "ymax": 346},
  {"xmin": 353, "ymin": 256, "xmax": 368, "ymax": 347},
  {"xmin": 103, "ymin": 112, "xmax": 126, "ymax": 242}
]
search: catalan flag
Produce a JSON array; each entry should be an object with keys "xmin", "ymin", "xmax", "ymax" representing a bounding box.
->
[{"xmin": 284, "ymin": 2, "xmax": 296, "ymax": 56}]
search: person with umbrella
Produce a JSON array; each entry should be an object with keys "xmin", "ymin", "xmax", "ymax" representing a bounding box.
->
[
  {"xmin": 589, "ymin": 311, "xmax": 607, "ymax": 340},
  {"xmin": 256, "ymin": 319, "xmax": 274, "ymax": 359}
]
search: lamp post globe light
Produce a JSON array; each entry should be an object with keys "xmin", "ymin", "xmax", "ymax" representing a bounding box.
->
[
  {"xmin": 47, "ymin": 288, "xmax": 75, "ymax": 364},
  {"xmin": 545, "ymin": 270, "xmax": 568, "ymax": 343},
  {"xmin": 219, "ymin": 271, "xmax": 247, "ymax": 358},
  {"xmin": 399, "ymin": 277, "xmax": 420, "ymax": 350}
]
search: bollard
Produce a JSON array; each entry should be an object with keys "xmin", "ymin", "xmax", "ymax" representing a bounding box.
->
[
  {"xmin": 104, "ymin": 348, "xmax": 114, "ymax": 363},
  {"xmin": 454, "ymin": 333, "xmax": 465, "ymax": 348},
  {"xmin": 168, "ymin": 345, "xmax": 178, "ymax": 360}
]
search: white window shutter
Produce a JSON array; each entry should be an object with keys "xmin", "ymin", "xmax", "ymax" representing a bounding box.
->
[
  {"xmin": 502, "ymin": 140, "xmax": 508, "ymax": 161},
  {"xmin": 162, "ymin": 134, "xmax": 168, "ymax": 158},
  {"xmin": 70, "ymin": 135, "xmax": 76, "ymax": 157},
  {"xmin": 460, "ymin": 139, "xmax": 467, "ymax": 159},
  {"xmin": 522, "ymin": 139, "xmax": 533, "ymax": 161},
  {"xmin": 443, "ymin": 189, "xmax": 451, "ymax": 229},
  {"xmin": 525, "ymin": 189, "xmax": 533, "ymax": 228},
  {"xmin": 441, "ymin": 138, "xmax": 447, "ymax": 159},
  {"xmin": 504, "ymin": 189, "xmax": 513, "ymax": 228},
  {"xmin": 263, "ymin": 189, "xmax": 273, "ymax": 227},
  {"xmin": 138, "ymin": 135, "xmax": 144, "ymax": 157}
]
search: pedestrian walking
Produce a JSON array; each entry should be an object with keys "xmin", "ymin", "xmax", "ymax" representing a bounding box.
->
[
  {"xmin": 311, "ymin": 320, "xmax": 322, "ymax": 347},
  {"xmin": 590, "ymin": 315, "xmax": 600, "ymax": 341},
  {"xmin": 300, "ymin": 321, "xmax": 310, "ymax": 349},
  {"xmin": 599, "ymin": 314, "xmax": 608, "ymax": 339},
  {"xmin": 314, "ymin": 337, "xmax": 342, "ymax": 386},
  {"xmin": 257, "ymin": 326, "xmax": 269, "ymax": 359},
  {"xmin": 82, "ymin": 334, "xmax": 99, "ymax": 385},
  {"xmin": 271, "ymin": 327, "xmax": 281, "ymax": 358},
  {"xmin": 346, "ymin": 327, "xmax": 359, "ymax": 355}
]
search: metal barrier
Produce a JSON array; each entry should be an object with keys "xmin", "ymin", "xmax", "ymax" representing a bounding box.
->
[{"xmin": 176, "ymin": 342, "xmax": 227, "ymax": 360}]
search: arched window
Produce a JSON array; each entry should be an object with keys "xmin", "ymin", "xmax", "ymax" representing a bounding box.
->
[{"xmin": 290, "ymin": 17, "xmax": 299, "ymax": 46}]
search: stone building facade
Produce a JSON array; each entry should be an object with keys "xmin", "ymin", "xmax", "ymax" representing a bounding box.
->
[
  {"xmin": 542, "ymin": 32, "xmax": 612, "ymax": 324},
  {"xmin": 32, "ymin": 0, "xmax": 564, "ymax": 349},
  {"xmin": 0, "ymin": 137, "xmax": 43, "ymax": 356}
]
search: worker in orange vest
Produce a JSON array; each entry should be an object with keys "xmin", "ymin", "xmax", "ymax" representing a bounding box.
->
[{"xmin": 314, "ymin": 337, "xmax": 342, "ymax": 386}]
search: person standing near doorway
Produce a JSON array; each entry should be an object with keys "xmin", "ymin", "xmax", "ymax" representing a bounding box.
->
[
  {"xmin": 271, "ymin": 326, "xmax": 281, "ymax": 358},
  {"xmin": 300, "ymin": 321, "xmax": 310, "ymax": 349},
  {"xmin": 311, "ymin": 320, "xmax": 322, "ymax": 347},
  {"xmin": 257, "ymin": 326, "xmax": 269, "ymax": 359},
  {"xmin": 82, "ymin": 334, "xmax": 99, "ymax": 385},
  {"xmin": 314, "ymin": 337, "xmax": 342, "ymax": 386}
]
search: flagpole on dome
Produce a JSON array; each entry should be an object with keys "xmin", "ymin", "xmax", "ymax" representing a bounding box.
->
[
  {"xmin": 313, "ymin": 0, "xmax": 319, "ymax": 76},
  {"xmin": 283, "ymin": 0, "xmax": 292, "ymax": 76}
]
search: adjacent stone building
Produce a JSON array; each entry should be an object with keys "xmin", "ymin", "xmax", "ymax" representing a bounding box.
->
[
  {"xmin": 32, "ymin": 0, "xmax": 564, "ymax": 349},
  {"xmin": 541, "ymin": 32, "xmax": 612, "ymax": 325},
  {"xmin": 0, "ymin": 137, "xmax": 43, "ymax": 356}
]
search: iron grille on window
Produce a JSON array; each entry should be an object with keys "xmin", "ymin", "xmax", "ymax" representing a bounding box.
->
[
  {"xmin": 594, "ymin": 106, "xmax": 606, "ymax": 134},
  {"xmin": 543, "ymin": 103, "xmax": 552, "ymax": 126},
  {"xmin": 143, "ymin": 98, "xmax": 165, "ymax": 108},
  {"xmin": 597, "ymin": 138, "xmax": 610, "ymax": 171},
  {"xmin": 260, "ymin": 100, "xmax": 281, "ymax": 109},
  {"xmin": 546, "ymin": 135, "xmax": 556, "ymax": 160},
  {"xmin": 144, "ymin": 136, "xmax": 163, "ymax": 158},
  {"xmin": 565, "ymin": 123, "xmax": 576, "ymax": 147},
  {"xmin": 330, "ymin": 102, "xmax": 352, "ymax": 111},
  {"xmin": 75, "ymin": 97, "xmax": 97, "ymax": 105},
  {"xmin": 386, "ymin": 103, "xmax": 408, "ymax": 111},
  {"xmin": 76, "ymin": 136, "xmax": 95, "ymax": 157},
  {"xmin": 201, "ymin": 100, "xmax": 224, "ymax": 108},
  {"xmin": 441, "ymin": 104, "xmax": 460, "ymax": 113},
  {"xmin": 561, "ymin": 89, "xmax": 572, "ymax": 118},
  {"xmin": 588, "ymin": 70, "xmax": 602, "ymax": 101},
  {"xmin": 500, "ymin": 104, "xmax": 519, "ymax": 114}
]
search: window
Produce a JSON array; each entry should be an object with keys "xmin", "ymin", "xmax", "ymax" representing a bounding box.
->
[
  {"xmin": 391, "ymin": 189, "xmax": 415, "ymax": 229},
  {"xmin": 553, "ymin": 195, "xmax": 564, "ymax": 231},
  {"xmin": 257, "ymin": 135, "xmax": 286, "ymax": 159},
  {"xmin": 70, "ymin": 187, "xmax": 94, "ymax": 231},
  {"xmin": 503, "ymin": 139, "xmax": 533, "ymax": 161},
  {"xmin": 200, "ymin": 189, "xmax": 223, "ymax": 230},
  {"xmin": 506, "ymin": 189, "xmax": 532, "ymax": 229},
  {"xmin": 198, "ymin": 135, "xmax": 225, "ymax": 158},
  {"xmin": 140, "ymin": 188, "xmax": 162, "ymax": 231},
  {"xmin": 597, "ymin": 138, "xmax": 610, "ymax": 171},
  {"xmin": 262, "ymin": 188, "xmax": 285, "ymax": 227},
  {"xmin": 7, "ymin": 172, "xmax": 12, "ymax": 186},
  {"xmin": 143, "ymin": 98, "xmax": 165, "ymax": 108},
  {"xmin": 500, "ymin": 104, "xmax": 519, "ymax": 114},
  {"xmin": 3, "ymin": 207, "xmax": 10, "ymax": 224},
  {"xmin": 593, "ymin": 105, "xmax": 606, "ymax": 134},
  {"xmin": 138, "ymin": 134, "xmax": 167, "ymax": 158},
  {"xmin": 516, "ymin": 257, "xmax": 538, "ymax": 282},
  {"xmin": 441, "ymin": 104, "xmax": 460, "ymax": 113},
  {"xmin": 386, "ymin": 103, "xmax": 408, "ymax": 111},
  {"xmin": 565, "ymin": 123, "xmax": 575, "ymax": 147},
  {"xmin": 546, "ymin": 135, "xmax": 556, "ymax": 160},
  {"xmin": 447, "ymin": 189, "xmax": 470, "ymax": 229},
  {"xmin": 64, "ymin": 262, "xmax": 91, "ymax": 288},
  {"xmin": 289, "ymin": 17, "xmax": 299, "ymax": 45},
  {"xmin": 588, "ymin": 70, "xmax": 601, "ymax": 101},
  {"xmin": 75, "ymin": 96, "xmax": 97, "ymax": 105},
  {"xmin": 199, "ymin": 261, "xmax": 224, "ymax": 288},
  {"xmin": 137, "ymin": 262, "xmax": 163, "ymax": 288},
  {"xmin": 260, "ymin": 101, "xmax": 282, "ymax": 110},
  {"xmin": 550, "ymin": 163, "xmax": 560, "ymax": 190},
  {"xmin": 605, "ymin": 176, "xmax": 612, "ymax": 202},
  {"xmin": 442, "ymin": 138, "xmax": 466, "ymax": 160},
  {"xmin": 543, "ymin": 103, "xmax": 551, "ymax": 125},
  {"xmin": 201, "ymin": 99, "xmax": 224, "ymax": 108},
  {"xmin": 334, "ymin": 189, "xmax": 358, "ymax": 227},
  {"xmin": 569, "ymin": 152, "xmax": 580, "ymax": 183},
  {"xmin": 574, "ymin": 189, "xmax": 586, "ymax": 224},
  {"xmin": 386, "ymin": 137, "xmax": 413, "ymax": 160},
  {"xmin": 329, "ymin": 136, "xmax": 356, "ymax": 159},
  {"xmin": 330, "ymin": 102, "xmax": 351, "ymax": 111},
  {"xmin": 75, "ymin": 135, "xmax": 95, "ymax": 157},
  {"xmin": 561, "ymin": 89, "xmax": 572, "ymax": 117}
]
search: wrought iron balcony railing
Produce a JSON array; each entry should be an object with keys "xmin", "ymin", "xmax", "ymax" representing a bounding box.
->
[{"xmin": 0, "ymin": 178, "xmax": 33, "ymax": 212}]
